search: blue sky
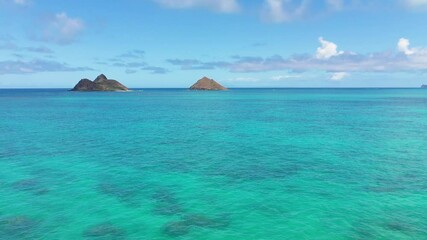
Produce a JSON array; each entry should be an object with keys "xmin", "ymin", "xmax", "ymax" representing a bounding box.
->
[{"xmin": 1, "ymin": 0, "xmax": 427, "ymax": 88}]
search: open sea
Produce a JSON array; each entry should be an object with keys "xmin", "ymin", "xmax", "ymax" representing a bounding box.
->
[{"xmin": 0, "ymin": 88, "xmax": 426, "ymax": 239}]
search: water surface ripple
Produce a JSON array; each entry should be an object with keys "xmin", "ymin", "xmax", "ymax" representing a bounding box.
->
[{"xmin": 0, "ymin": 88, "xmax": 426, "ymax": 239}]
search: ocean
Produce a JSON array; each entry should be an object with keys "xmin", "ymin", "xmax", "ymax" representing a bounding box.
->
[{"xmin": 0, "ymin": 88, "xmax": 426, "ymax": 239}]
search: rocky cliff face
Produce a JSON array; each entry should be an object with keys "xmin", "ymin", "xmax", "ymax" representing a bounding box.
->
[
  {"xmin": 71, "ymin": 74, "xmax": 128, "ymax": 91},
  {"xmin": 189, "ymin": 77, "xmax": 227, "ymax": 91}
]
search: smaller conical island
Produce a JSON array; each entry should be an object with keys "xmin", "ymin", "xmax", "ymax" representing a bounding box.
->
[
  {"xmin": 189, "ymin": 77, "xmax": 227, "ymax": 91},
  {"xmin": 71, "ymin": 74, "xmax": 128, "ymax": 91},
  {"xmin": 422, "ymin": 85, "xmax": 427, "ymax": 88}
]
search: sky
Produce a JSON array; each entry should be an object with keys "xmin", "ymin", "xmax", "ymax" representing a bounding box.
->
[{"xmin": 1, "ymin": 0, "xmax": 427, "ymax": 88}]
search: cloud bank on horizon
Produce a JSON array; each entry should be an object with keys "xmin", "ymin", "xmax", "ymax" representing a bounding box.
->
[
  {"xmin": 1, "ymin": 0, "xmax": 427, "ymax": 87},
  {"xmin": 168, "ymin": 37, "xmax": 427, "ymax": 76}
]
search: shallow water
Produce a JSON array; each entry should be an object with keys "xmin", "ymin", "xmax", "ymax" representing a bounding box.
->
[{"xmin": 0, "ymin": 88, "xmax": 426, "ymax": 239}]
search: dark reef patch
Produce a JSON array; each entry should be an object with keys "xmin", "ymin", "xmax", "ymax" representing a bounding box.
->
[
  {"xmin": 182, "ymin": 214, "xmax": 229, "ymax": 229},
  {"xmin": 83, "ymin": 223, "xmax": 126, "ymax": 239},
  {"xmin": 209, "ymin": 163, "xmax": 300, "ymax": 182},
  {"xmin": 382, "ymin": 217, "xmax": 427, "ymax": 236},
  {"xmin": 163, "ymin": 214, "xmax": 230, "ymax": 237},
  {"xmin": 95, "ymin": 173, "xmax": 148, "ymax": 206},
  {"xmin": 0, "ymin": 215, "xmax": 39, "ymax": 239},
  {"xmin": 97, "ymin": 182, "xmax": 141, "ymax": 206},
  {"xmin": 350, "ymin": 215, "xmax": 427, "ymax": 240},
  {"xmin": 163, "ymin": 221, "xmax": 190, "ymax": 237},
  {"xmin": 385, "ymin": 221, "xmax": 414, "ymax": 232},
  {"xmin": 30, "ymin": 167, "xmax": 76, "ymax": 182},
  {"xmin": 151, "ymin": 189, "xmax": 184, "ymax": 216},
  {"xmin": 12, "ymin": 178, "xmax": 49, "ymax": 195},
  {"xmin": 366, "ymin": 173, "xmax": 427, "ymax": 193}
]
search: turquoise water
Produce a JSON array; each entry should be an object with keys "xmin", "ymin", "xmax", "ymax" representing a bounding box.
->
[{"xmin": 0, "ymin": 88, "xmax": 427, "ymax": 239}]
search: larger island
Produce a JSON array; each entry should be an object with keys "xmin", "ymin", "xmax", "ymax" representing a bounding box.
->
[
  {"xmin": 71, "ymin": 74, "xmax": 128, "ymax": 91},
  {"xmin": 422, "ymin": 85, "xmax": 427, "ymax": 88}
]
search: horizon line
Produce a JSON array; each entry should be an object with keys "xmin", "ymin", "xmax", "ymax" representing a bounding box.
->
[{"xmin": 0, "ymin": 87, "xmax": 425, "ymax": 90}]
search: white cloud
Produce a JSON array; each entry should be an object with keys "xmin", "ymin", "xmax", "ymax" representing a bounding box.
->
[
  {"xmin": 402, "ymin": 0, "xmax": 427, "ymax": 7},
  {"xmin": 229, "ymin": 52, "xmax": 408, "ymax": 73},
  {"xmin": 330, "ymin": 72, "xmax": 349, "ymax": 80},
  {"xmin": 316, "ymin": 37, "xmax": 344, "ymax": 59},
  {"xmin": 154, "ymin": 0, "xmax": 240, "ymax": 13},
  {"xmin": 398, "ymin": 38, "xmax": 416, "ymax": 55},
  {"xmin": 326, "ymin": 0, "xmax": 343, "ymax": 10},
  {"xmin": 40, "ymin": 12, "xmax": 84, "ymax": 45},
  {"xmin": 261, "ymin": 0, "xmax": 364, "ymax": 23},
  {"xmin": 222, "ymin": 38, "xmax": 427, "ymax": 73},
  {"xmin": 168, "ymin": 37, "xmax": 427, "ymax": 74},
  {"xmin": 0, "ymin": 35, "xmax": 17, "ymax": 50},
  {"xmin": 53, "ymin": 13, "xmax": 84, "ymax": 42},
  {"xmin": 271, "ymin": 75, "xmax": 301, "ymax": 80},
  {"xmin": 13, "ymin": 0, "xmax": 28, "ymax": 5},
  {"xmin": 227, "ymin": 77, "xmax": 259, "ymax": 82},
  {"xmin": 0, "ymin": 59, "xmax": 93, "ymax": 75},
  {"xmin": 262, "ymin": 0, "xmax": 309, "ymax": 22}
]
